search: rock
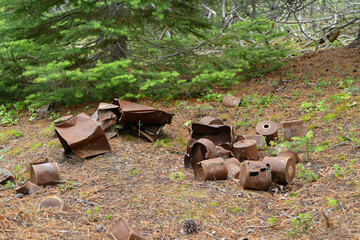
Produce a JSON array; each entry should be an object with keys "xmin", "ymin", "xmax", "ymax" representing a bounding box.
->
[{"xmin": 95, "ymin": 225, "xmax": 105, "ymax": 232}]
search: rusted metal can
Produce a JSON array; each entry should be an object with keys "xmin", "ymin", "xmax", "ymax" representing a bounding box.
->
[
  {"xmin": 215, "ymin": 146, "xmax": 233, "ymax": 159},
  {"xmin": 232, "ymin": 140, "xmax": 258, "ymax": 161},
  {"xmin": 277, "ymin": 148, "xmax": 299, "ymax": 163},
  {"xmin": 241, "ymin": 135, "xmax": 267, "ymax": 149},
  {"xmin": 263, "ymin": 157, "xmax": 296, "ymax": 185},
  {"xmin": 222, "ymin": 95, "xmax": 241, "ymax": 108},
  {"xmin": 194, "ymin": 158, "xmax": 228, "ymax": 181},
  {"xmin": 189, "ymin": 138, "xmax": 216, "ymax": 168},
  {"xmin": 16, "ymin": 181, "xmax": 42, "ymax": 195},
  {"xmin": 39, "ymin": 196, "xmax": 68, "ymax": 210},
  {"xmin": 225, "ymin": 157, "xmax": 241, "ymax": 167},
  {"xmin": 239, "ymin": 161, "xmax": 272, "ymax": 190},
  {"xmin": 226, "ymin": 163, "xmax": 241, "ymax": 179},
  {"xmin": 281, "ymin": 119, "xmax": 305, "ymax": 141},
  {"xmin": 256, "ymin": 120, "xmax": 278, "ymax": 144},
  {"xmin": 110, "ymin": 219, "xmax": 148, "ymax": 240},
  {"xmin": 30, "ymin": 162, "xmax": 60, "ymax": 186},
  {"xmin": 200, "ymin": 116, "xmax": 224, "ymax": 126}
]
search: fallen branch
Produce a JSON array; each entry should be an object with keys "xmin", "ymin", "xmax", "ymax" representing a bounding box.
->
[{"xmin": 68, "ymin": 196, "xmax": 101, "ymax": 207}]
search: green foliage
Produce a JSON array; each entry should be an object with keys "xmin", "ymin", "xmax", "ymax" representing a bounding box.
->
[
  {"xmin": 0, "ymin": 105, "xmax": 18, "ymax": 125},
  {"xmin": 326, "ymin": 197, "xmax": 338, "ymax": 207},
  {"xmin": 169, "ymin": 172, "xmax": 185, "ymax": 180},
  {"xmin": 297, "ymin": 164, "xmax": 320, "ymax": 183},
  {"xmin": 289, "ymin": 213, "xmax": 313, "ymax": 235},
  {"xmin": 337, "ymin": 124, "xmax": 360, "ymax": 148},
  {"xmin": 268, "ymin": 216, "xmax": 277, "ymax": 226},
  {"xmin": 333, "ymin": 160, "xmax": 354, "ymax": 178}
]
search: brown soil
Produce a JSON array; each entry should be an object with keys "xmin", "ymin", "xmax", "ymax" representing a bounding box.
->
[{"xmin": 0, "ymin": 46, "xmax": 359, "ymax": 240}]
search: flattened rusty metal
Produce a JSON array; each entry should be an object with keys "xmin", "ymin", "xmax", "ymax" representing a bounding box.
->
[
  {"xmin": 194, "ymin": 158, "xmax": 228, "ymax": 181},
  {"xmin": 30, "ymin": 162, "xmax": 61, "ymax": 186},
  {"xmin": 215, "ymin": 145, "xmax": 233, "ymax": 159},
  {"xmin": 190, "ymin": 123, "xmax": 233, "ymax": 146},
  {"xmin": 233, "ymin": 140, "xmax": 259, "ymax": 161},
  {"xmin": 222, "ymin": 95, "xmax": 241, "ymax": 108},
  {"xmin": 199, "ymin": 116, "xmax": 224, "ymax": 125},
  {"xmin": 16, "ymin": 181, "xmax": 42, "ymax": 195},
  {"xmin": 256, "ymin": 120, "xmax": 278, "ymax": 144},
  {"xmin": 188, "ymin": 138, "xmax": 216, "ymax": 168},
  {"xmin": 110, "ymin": 219, "xmax": 149, "ymax": 240},
  {"xmin": 281, "ymin": 119, "xmax": 305, "ymax": 141},
  {"xmin": 0, "ymin": 168, "xmax": 14, "ymax": 184},
  {"xmin": 113, "ymin": 99, "xmax": 174, "ymax": 125},
  {"xmin": 54, "ymin": 113, "xmax": 111, "ymax": 158},
  {"xmin": 92, "ymin": 103, "xmax": 119, "ymax": 131},
  {"xmin": 263, "ymin": 157, "xmax": 296, "ymax": 185},
  {"xmin": 239, "ymin": 161, "xmax": 272, "ymax": 191}
]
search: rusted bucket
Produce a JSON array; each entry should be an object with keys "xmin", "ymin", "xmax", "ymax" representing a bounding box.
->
[
  {"xmin": 188, "ymin": 138, "xmax": 216, "ymax": 168},
  {"xmin": 30, "ymin": 162, "xmax": 60, "ymax": 186},
  {"xmin": 263, "ymin": 157, "xmax": 296, "ymax": 185},
  {"xmin": 194, "ymin": 158, "xmax": 228, "ymax": 181},
  {"xmin": 200, "ymin": 116, "xmax": 224, "ymax": 125},
  {"xmin": 110, "ymin": 219, "xmax": 148, "ymax": 240},
  {"xmin": 39, "ymin": 196, "xmax": 68, "ymax": 210},
  {"xmin": 277, "ymin": 148, "xmax": 299, "ymax": 163},
  {"xmin": 239, "ymin": 161, "xmax": 272, "ymax": 190},
  {"xmin": 281, "ymin": 120, "xmax": 305, "ymax": 141},
  {"xmin": 222, "ymin": 95, "xmax": 241, "ymax": 108},
  {"xmin": 240, "ymin": 135, "xmax": 267, "ymax": 149},
  {"xmin": 256, "ymin": 120, "xmax": 278, "ymax": 144},
  {"xmin": 16, "ymin": 181, "xmax": 42, "ymax": 195},
  {"xmin": 232, "ymin": 140, "xmax": 258, "ymax": 161}
]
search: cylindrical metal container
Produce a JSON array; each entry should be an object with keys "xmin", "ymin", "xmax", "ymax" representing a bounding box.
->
[
  {"xmin": 194, "ymin": 158, "xmax": 228, "ymax": 181},
  {"xmin": 256, "ymin": 120, "xmax": 278, "ymax": 144},
  {"xmin": 277, "ymin": 148, "xmax": 299, "ymax": 163},
  {"xmin": 239, "ymin": 161, "xmax": 272, "ymax": 190},
  {"xmin": 30, "ymin": 162, "xmax": 60, "ymax": 186},
  {"xmin": 110, "ymin": 219, "xmax": 149, "ymax": 240},
  {"xmin": 190, "ymin": 138, "xmax": 216, "ymax": 168},
  {"xmin": 263, "ymin": 157, "xmax": 296, "ymax": 185},
  {"xmin": 232, "ymin": 140, "xmax": 258, "ymax": 161},
  {"xmin": 39, "ymin": 196, "xmax": 68, "ymax": 210},
  {"xmin": 226, "ymin": 163, "xmax": 241, "ymax": 179},
  {"xmin": 222, "ymin": 95, "xmax": 241, "ymax": 107},
  {"xmin": 16, "ymin": 181, "xmax": 42, "ymax": 195},
  {"xmin": 241, "ymin": 135, "xmax": 267, "ymax": 149},
  {"xmin": 199, "ymin": 116, "xmax": 224, "ymax": 126},
  {"xmin": 281, "ymin": 119, "xmax": 305, "ymax": 141},
  {"xmin": 215, "ymin": 146, "xmax": 233, "ymax": 159},
  {"xmin": 225, "ymin": 157, "xmax": 241, "ymax": 167}
]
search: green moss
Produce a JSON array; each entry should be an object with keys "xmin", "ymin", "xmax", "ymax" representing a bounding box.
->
[
  {"xmin": 301, "ymin": 112, "xmax": 316, "ymax": 122},
  {"xmin": 30, "ymin": 142, "xmax": 43, "ymax": 151},
  {"xmin": 8, "ymin": 147, "xmax": 24, "ymax": 156},
  {"xmin": 323, "ymin": 113, "xmax": 337, "ymax": 122},
  {"xmin": 0, "ymin": 129, "xmax": 23, "ymax": 140},
  {"xmin": 47, "ymin": 139, "xmax": 57, "ymax": 147}
]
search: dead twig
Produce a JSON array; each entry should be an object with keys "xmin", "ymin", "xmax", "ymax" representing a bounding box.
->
[{"xmin": 68, "ymin": 196, "xmax": 101, "ymax": 207}]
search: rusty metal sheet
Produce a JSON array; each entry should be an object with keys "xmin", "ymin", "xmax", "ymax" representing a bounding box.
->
[
  {"xmin": 110, "ymin": 219, "xmax": 149, "ymax": 240},
  {"xmin": 190, "ymin": 123, "xmax": 233, "ymax": 146},
  {"xmin": 0, "ymin": 168, "xmax": 14, "ymax": 184},
  {"xmin": 54, "ymin": 113, "xmax": 111, "ymax": 158},
  {"xmin": 113, "ymin": 99, "xmax": 174, "ymax": 125},
  {"xmin": 92, "ymin": 103, "xmax": 118, "ymax": 131}
]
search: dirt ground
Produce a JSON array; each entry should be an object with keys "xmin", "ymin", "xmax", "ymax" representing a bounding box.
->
[{"xmin": 0, "ymin": 45, "xmax": 359, "ymax": 240}]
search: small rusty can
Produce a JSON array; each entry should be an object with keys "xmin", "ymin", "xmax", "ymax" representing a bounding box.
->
[
  {"xmin": 263, "ymin": 157, "xmax": 296, "ymax": 185},
  {"xmin": 239, "ymin": 161, "xmax": 272, "ymax": 191},
  {"xmin": 190, "ymin": 138, "xmax": 216, "ymax": 168},
  {"xmin": 241, "ymin": 135, "xmax": 267, "ymax": 149},
  {"xmin": 226, "ymin": 163, "xmax": 241, "ymax": 179},
  {"xmin": 194, "ymin": 158, "xmax": 228, "ymax": 181},
  {"xmin": 215, "ymin": 146, "xmax": 233, "ymax": 159},
  {"xmin": 16, "ymin": 181, "xmax": 42, "ymax": 195},
  {"xmin": 232, "ymin": 140, "xmax": 258, "ymax": 161},
  {"xmin": 256, "ymin": 121, "xmax": 278, "ymax": 144},
  {"xmin": 222, "ymin": 95, "xmax": 241, "ymax": 108},
  {"xmin": 225, "ymin": 157, "xmax": 241, "ymax": 167},
  {"xmin": 110, "ymin": 219, "xmax": 148, "ymax": 240},
  {"xmin": 30, "ymin": 162, "xmax": 60, "ymax": 186},
  {"xmin": 39, "ymin": 196, "xmax": 68, "ymax": 210},
  {"xmin": 281, "ymin": 119, "xmax": 305, "ymax": 141},
  {"xmin": 199, "ymin": 116, "xmax": 224, "ymax": 125},
  {"xmin": 277, "ymin": 148, "xmax": 299, "ymax": 163}
]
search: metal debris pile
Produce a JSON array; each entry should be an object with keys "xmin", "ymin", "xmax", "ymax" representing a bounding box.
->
[
  {"xmin": 54, "ymin": 99, "xmax": 174, "ymax": 159},
  {"xmin": 184, "ymin": 116, "xmax": 305, "ymax": 191}
]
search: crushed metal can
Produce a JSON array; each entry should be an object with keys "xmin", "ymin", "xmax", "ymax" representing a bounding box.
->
[
  {"xmin": 277, "ymin": 148, "xmax": 299, "ymax": 163},
  {"xmin": 281, "ymin": 119, "xmax": 305, "ymax": 141},
  {"xmin": 0, "ymin": 168, "xmax": 14, "ymax": 184},
  {"xmin": 16, "ymin": 181, "xmax": 42, "ymax": 195},
  {"xmin": 110, "ymin": 219, "xmax": 148, "ymax": 240},
  {"xmin": 54, "ymin": 113, "xmax": 111, "ymax": 158},
  {"xmin": 263, "ymin": 157, "xmax": 296, "ymax": 185},
  {"xmin": 185, "ymin": 138, "xmax": 216, "ymax": 168},
  {"xmin": 239, "ymin": 161, "xmax": 272, "ymax": 191},
  {"xmin": 194, "ymin": 158, "xmax": 228, "ymax": 181},
  {"xmin": 238, "ymin": 135, "xmax": 267, "ymax": 149},
  {"xmin": 189, "ymin": 123, "xmax": 233, "ymax": 146}
]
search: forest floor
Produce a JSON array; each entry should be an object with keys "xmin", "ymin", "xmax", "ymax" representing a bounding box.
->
[{"xmin": 0, "ymin": 45, "xmax": 360, "ymax": 240}]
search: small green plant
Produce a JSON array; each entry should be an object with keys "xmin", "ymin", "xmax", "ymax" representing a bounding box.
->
[
  {"xmin": 137, "ymin": 121, "xmax": 142, "ymax": 137},
  {"xmin": 48, "ymin": 112, "xmax": 60, "ymax": 120},
  {"xmin": 300, "ymin": 101, "xmax": 313, "ymax": 113},
  {"xmin": 234, "ymin": 114, "xmax": 253, "ymax": 130},
  {"xmin": 169, "ymin": 172, "xmax": 185, "ymax": 180},
  {"xmin": 333, "ymin": 160, "xmax": 354, "ymax": 178},
  {"xmin": 58, "ymin": 180, "xmax": 82, "ymax": 192},
  {"xmin": 87, "ymin": 205, "xmax": 101, "ymax": 221},
  {"xmin": 198, "ymin": 91, "xmax": 226, "ymax": 102},
  {"xmin": 184, "ymin": 120, "xmax": 191, "ymax": 127},
  {"xmin": 83, "ymin": 106, "xmax": 90, "ymax": 112},
  {"xmin": 154, "ymin": 138, "xmax": 172, "ymax": 147},
  {"xmin": 315, "ymin": 99, "xmax": 329, "ymax": 112},
  {"xmin": 289, "ymin": 213, "xmax": 313, "ymax": 235},
  {"xmin": 6, "ymin": 180, "xmax": 15, "ymax": 189},
  {"xmin": 326, "ymin": 197, "xmax": 338, "ymax": 207},
  {"xmin": 297, "ymin": 164, "xmax": 319, "ymax": 183},
  {"xmin": 15, "ymin": 164, "xmax": 22, "ymax": 180},
  {"xmin": 0, "ymin": 105, "xmax": 18, "ymax": 125},
  {"xmin": 268, "ymin": 216, "xmax": 277, "ymax": 226},
  {"xmin": 28, "ymin": 106, "xmax": 37, "ymax": 121},
  {"xmin": 337, "ymin": 124, "xmax": 360, "ymax": 148}
]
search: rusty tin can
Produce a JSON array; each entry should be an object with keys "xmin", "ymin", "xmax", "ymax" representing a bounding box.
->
[
  {"xmin": 239, "ymin": 161, "xmax": 272, "ymax": 190},
  {"xmin": 225, "ymin": 157, "xmax": 242, "ymax": 167},
  {"xmin": 226, "ymin": 163, "xmax": 241, "ymax": 179},
  {"xmin": 277, "ymin": 148, "xmax": 299, "ymax": 163},
  {"xmin": 222, "ymin": 95, "xmax": 241, "ymax": 108},
  {"xmin": 215, "ymin": 146, "xmax": 233, "ymax": 159},
  {"xmin": 194, "ymin": 158, "xmax": 228, "ymax": 181},
  {"xmin": 30, "ymin": 162, "xmax": 60, "ymax": 186},
  {"xmin": 281, "ymin": 119, "xmax": 305, "ymax": 141},
  {"xmin": 256, "ymin": 120, "xmax": 278, "ymax": 144},
  {"xmin": 190, "ymin": 138, "xmax": 216, "ymax": 168},
  {"xmin": 199, "ymin": 116, "xmax": 224, "ymax": 126},
  {"xmin": 110, "ymin": 219, "xmax": 148, "ymax": 240},
  {"xmin": 232, "ymin": 140, "xmax": 258, "ymax": 161},
  {"xmin": 16, "ymin": 181, "xmax": 42, "ymax": 195},
  {"xmin": 39, "ymin": 196, "xmax": 68, "ymax": 210},
  {"xmin": 241, "ymin": 135, "xmax": 267, "ymax": 149},
  {"xmin": 263, "ymin": 157, "xmax": 296, "ymax": 185}
]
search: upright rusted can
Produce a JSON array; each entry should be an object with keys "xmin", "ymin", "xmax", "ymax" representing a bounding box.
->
[
  {"xmin": 239, "ymin": 161, "xmax": 272, "ymax": 191},
  {"xmin": 277, "ymin": 148, "xmax": 299, "ymax": 163},
  {"xmin": 194, "ymin": 158, "xmax": 228, "ymax": 181},
  {"xmin": 232, "ymin": 140, "xmax": 258, "ymax": 161},
  {"xmin": 30, "ymin": 162, "xmax": 60, "ymax": 186},
  {"xmin": 256, "ymin": 120, "xmax": 278, "ymax": 144},
  {"xmin": 263, "ymin": 157, "xmax": 296, "ymax": 185}
]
